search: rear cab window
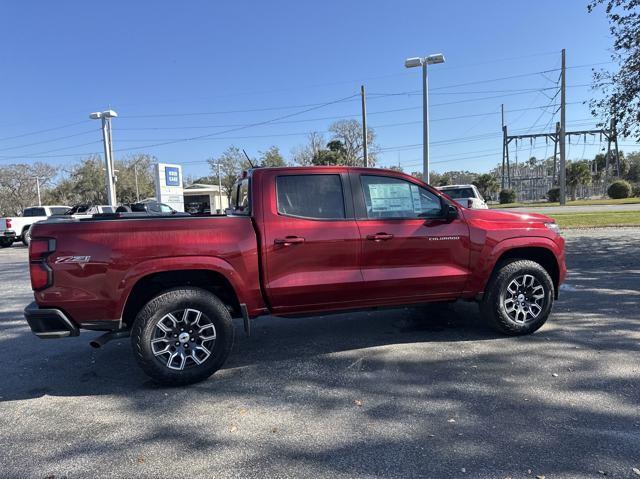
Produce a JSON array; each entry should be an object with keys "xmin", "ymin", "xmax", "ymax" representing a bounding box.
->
[
  {"xmin": 276, "ymin": 174, "xmax": 345, "ymax": 220},
  {"xmin": 23, "ymin": 207, "xmax": 46, "ymax": 217},
  {"xmin": 230, "ymin": 178, "xmax": 251, "ymax": 216}
]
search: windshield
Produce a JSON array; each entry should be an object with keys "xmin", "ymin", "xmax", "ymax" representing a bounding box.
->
[{"xmin": 440, "ymin": 187, "xmax": 475, "ymax": 199}]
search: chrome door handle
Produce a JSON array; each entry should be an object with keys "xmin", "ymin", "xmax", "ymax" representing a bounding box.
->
[
  {"xmin": 274, "ymin": 236, "xmax": 305, "ymax": 246},
  {"xmin": 366, "ymin": 233, "xmax": 394, "ymax": 241}
]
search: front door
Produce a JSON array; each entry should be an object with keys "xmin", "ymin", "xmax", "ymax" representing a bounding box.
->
[
  {"xmin": 261, "ymin": 171, "xmax": 363, "ymax": 314},
  {"xmin": 353, "ymin": 172, "xmax": 471, "ymax": 303}
]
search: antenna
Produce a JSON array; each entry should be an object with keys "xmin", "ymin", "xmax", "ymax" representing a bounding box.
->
[{"xmin": 242, "ymin": 149, "xmax": 255, "ymax": 168}]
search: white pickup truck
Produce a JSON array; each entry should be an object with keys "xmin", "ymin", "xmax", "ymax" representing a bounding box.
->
[
  {"xmin": 0, "ymin": 205, "xmax": 69, "ymax": 247},
  {"xmin": 436, "ymin": 184, "xmax": 489, "ymax": 209}
]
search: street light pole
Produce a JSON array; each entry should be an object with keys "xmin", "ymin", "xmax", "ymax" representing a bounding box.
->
[
  {"xmin": 90, "ymin": 110, "xmax": 118, "ymax": 207},
  {"xmin": 422, "ymin": 61, "xmax": 429, "ymax": 184},
  {"xmin": 405, "ymin": 53, "xmax": 445, "ymax": 185}
]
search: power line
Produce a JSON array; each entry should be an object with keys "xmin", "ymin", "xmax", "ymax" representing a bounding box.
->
[
  {"xmin": 0, "ymin": 129, "xmax": 99, "ymax": 153},
  {"xmin": 0, "ymin": 120, "xmax": 91, "ymax": 142}
]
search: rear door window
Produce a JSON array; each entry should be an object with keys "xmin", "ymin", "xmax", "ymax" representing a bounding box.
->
[{"xmin": 276, "ymin": 174, "xmax": 345, "ymax": 220}]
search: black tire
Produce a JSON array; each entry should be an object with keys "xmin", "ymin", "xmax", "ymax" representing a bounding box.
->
[
  {"xmin": 480, "ymin": 259, "xmax": 554, "ymax": 335},
  {"xmin": 22, "ymin": 226, "xmax": 31, "ymax": 246},
  {"xmin": 0, "ymin": 237, "xmax": 13, "ymax": 248},
  {"xmin": 131, "ymin": 287, "xmax": 234, "ymax": 386}
]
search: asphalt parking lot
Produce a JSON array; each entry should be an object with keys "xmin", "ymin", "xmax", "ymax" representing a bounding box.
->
[{"xmin": 1, "ymin": 229, "xmax": 639, "ymax": 479}]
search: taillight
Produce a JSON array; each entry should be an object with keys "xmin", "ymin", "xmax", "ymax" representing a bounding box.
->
[
  {"xmin": 29, "ymin": 238, "xmax": 55, "ymax": 291},
  {"xmin": 5, "ymin": 218, "xmax": 11, "ymax": 229}
]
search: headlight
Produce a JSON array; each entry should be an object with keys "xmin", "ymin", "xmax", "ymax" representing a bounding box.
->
[{"xmin": 544, "ymin": 222, "xmax": 560, "ymax": 234}]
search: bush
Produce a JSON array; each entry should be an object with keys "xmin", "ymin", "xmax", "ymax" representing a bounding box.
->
[
  {"xmin": 499, "ymin": 189, "xmax": 516, "ymax": 204},
  {"xmin": 632, "ymin": 183, "xmax": 640, "ymax": 198},
  {"xmin": 607, "ymin": 180, "xmax": 632, "ymax": 199},
  {"xmin": 547, "ymin": 187, "xmax": 560, "ymax": 203}
]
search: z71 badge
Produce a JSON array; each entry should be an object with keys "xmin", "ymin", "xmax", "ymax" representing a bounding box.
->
[{"xmin": 54, "ymin": 255, "xmax": 91, "ymax": 264}]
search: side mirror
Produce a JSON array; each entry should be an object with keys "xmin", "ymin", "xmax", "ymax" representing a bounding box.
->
[{"xmin": 444, "ymin": 204, "xmax": 458, "ymax": 221}]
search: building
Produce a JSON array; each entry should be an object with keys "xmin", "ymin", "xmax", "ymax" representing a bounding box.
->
[{"xmin": 183, "ymin": 183, "xmax": 229, "ymax": 214}]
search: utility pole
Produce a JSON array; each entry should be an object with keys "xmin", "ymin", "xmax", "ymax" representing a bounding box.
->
[
  {"xmin": 34, "ymin": 177, "xmax": 42, "ymax": 206},
  {"xmin": 612, "ymin": 117, "xmax": 620, "ymax": 176},
  {"xmin": 559, "ymin": 48, "xmax": 567, "ymax": 205},
  {"xmin": 361, "ymin": 85, "xmax": 368, "ymax": 167},
  {"xmin": 134, "ymin": 165, "xmax": 140, "ymax": 202},
  {"xmin": 501, "ymin": 104, "xmax": 506, "ymax": 190},
  {"xmin": 553, "ymin": 122, "xmax": 560, "ymax": 184}
]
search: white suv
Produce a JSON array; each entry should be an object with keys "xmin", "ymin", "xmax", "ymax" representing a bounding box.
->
[{"xmin": 436, "ymin": 185, "xmax": 488, "ymax": 209}]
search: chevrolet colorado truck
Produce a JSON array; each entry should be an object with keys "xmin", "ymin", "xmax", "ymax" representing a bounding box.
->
[{"xmin": 24, "ymin": 167, "xmax": 566, "ymax": 385}]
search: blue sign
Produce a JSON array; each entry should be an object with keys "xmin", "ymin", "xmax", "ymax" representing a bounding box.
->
[{"xmin": 165, "ymin": 166, "xmax": 180, "ymax": 186}]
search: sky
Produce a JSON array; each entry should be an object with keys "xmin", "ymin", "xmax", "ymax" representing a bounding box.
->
[{"xmin": 0, "ymin": 0, "xmax": 636, "ymax": 180}]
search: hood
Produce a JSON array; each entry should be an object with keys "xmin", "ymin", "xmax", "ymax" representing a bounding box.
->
[{"xmin": 462, "ymin": 207, "xmax": 554, "ymax": 223}]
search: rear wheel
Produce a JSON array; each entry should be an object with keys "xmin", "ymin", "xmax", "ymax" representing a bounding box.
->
[
  {"xmin": 481, "ymin": 259, "xmax": 554, "ymax": 335},
  {"xmin": 131, "ymin": 287, "xmax": 234, "ymax": 386},
  {"xmin": 0, "ymin": 237, "xmax": 13, "ymax": 248}
]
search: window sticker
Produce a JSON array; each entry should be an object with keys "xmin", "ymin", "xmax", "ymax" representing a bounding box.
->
[{"xmin": 368, "ymin": 183, "xmax": 414, "ymax": 212}]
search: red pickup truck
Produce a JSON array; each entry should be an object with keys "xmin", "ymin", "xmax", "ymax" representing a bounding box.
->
[{"xmin": 24, "ymin": 167, "xmax": 566, "ymax": 385}]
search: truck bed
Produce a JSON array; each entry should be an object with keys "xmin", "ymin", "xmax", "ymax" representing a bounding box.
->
[{"xmin": 31, "ymin": 215, "xmax": 263, "ymax": 329}]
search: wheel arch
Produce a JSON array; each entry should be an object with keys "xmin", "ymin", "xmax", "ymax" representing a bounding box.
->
[
  {"xmin": 121, "ymin": 268, "xmax": 241, "ymax": 329},
  {"xmin": 489, "ymin": 245, "xmax": 560, "ymax": 299}
]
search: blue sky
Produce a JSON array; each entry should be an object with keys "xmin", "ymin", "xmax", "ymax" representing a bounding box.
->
[{"xmin": 0, "ymin": 0, "xmax": 635, "ymax": 179}]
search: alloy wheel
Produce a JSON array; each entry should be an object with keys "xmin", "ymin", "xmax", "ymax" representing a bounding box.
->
[
  {"xmin": 502, "ymin": 274, "xmax": 546, "ymax": 323},
  {"xmin": 151, "ymin": 308, "xmax": 216, "ymax": 370}
]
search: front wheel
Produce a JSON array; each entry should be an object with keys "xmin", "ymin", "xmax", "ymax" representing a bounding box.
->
[
  {"xmin": 22, "ymin": 227, "xmax": 31, "ymax": 246},
  {"xmin": 131, "ymin": 287, "xmax": 234, "ymax": 386},
  {"xmin": 481, "ymin": 259, "xmax": 554, "ymax": 335}
]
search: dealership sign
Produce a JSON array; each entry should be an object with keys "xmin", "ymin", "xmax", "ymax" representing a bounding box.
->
[{"xmin": 154, "ymin": 163, "xmax": 184, "ymax": 212}]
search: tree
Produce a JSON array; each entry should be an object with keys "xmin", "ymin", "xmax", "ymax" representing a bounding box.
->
[
  {"xmin": 291, "ymin": 132, "xmax": 325, "ymax": 166},
  {"xmin": 208, "ymin": 146, "xmax": 250, "ymax": 201},
  {"xmin": 312, "ymin": 140, "xmax": 347, "ymax": 166},
  {"xmin": 566, "ymin": 160, "xmax": 592, "ymax": 200},
  {"xmin": 607, "ymin": 179, "xmax": 632, "ymax": 198},
  {"xmin": 588, "ymin": 0, "xmax": 640, "ymax": 141},
  {"xmin": 499, "ymin": 189, "xmax": 516, "ymax": 204},
  {"xmin": 46, "ymin": 155, "xmax": 105, "ymax": 205},
  {"xmin": 388, "ymin": 165, "xmax": 404, "ymax": 172},
  {"xmin": 116, "ymin": 154, "xmax": 156, "ymax": 203},
  {"xmin": 328, "ymin": 119, "xmax": 378, "ymax": 166},
  {"xmin": 623, "ymin": 151, "xmax": 640, "ymax": 182},
  {"xmin": 259, "ymin": 146, "xmax": 286, "ymax": 167},
  {"xmin": 472, "ymin": 174, "xmax": 500, "ymax": 200},
  {"xmin": 0, "ymin": 162, "xmax": 58, "ymax": 216}
]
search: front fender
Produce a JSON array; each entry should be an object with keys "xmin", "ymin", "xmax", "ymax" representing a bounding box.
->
[{"xmin": 465, "ymin": 235, "xmax": 565, "ymax": 296}]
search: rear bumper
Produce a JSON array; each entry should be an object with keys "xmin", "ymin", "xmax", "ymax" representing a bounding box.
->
[
  {"xmin": 2, "ymin": 230, "xmax": 16, "ymax": 238},
  {"xmin": 24, "ymin": 301, "xmax": 79, "ymax": 339}
]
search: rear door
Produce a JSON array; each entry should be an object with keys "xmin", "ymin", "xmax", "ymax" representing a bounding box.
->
[
  {"xmin": 261, "ymin": 170, "xmax": 363, "ymax": 314},
  {"xmin": 353, "ymin": 172, "xmax": 471, "ymax": 303}
]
